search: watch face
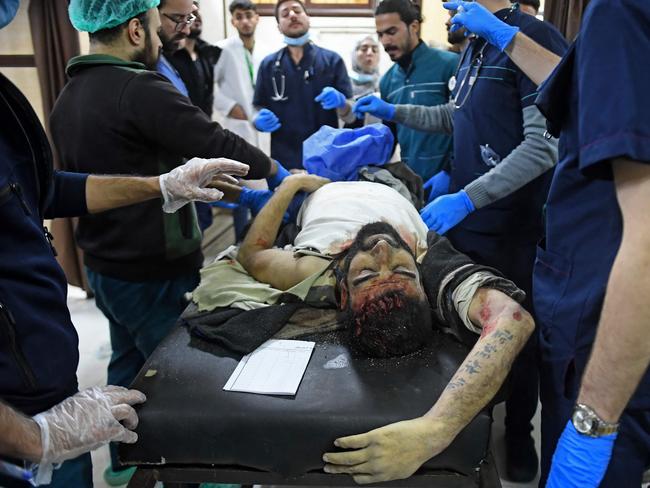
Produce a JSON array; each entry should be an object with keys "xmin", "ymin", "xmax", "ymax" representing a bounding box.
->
[{"xmin": 573, "ymin": 409, "xmax": 594, "ymax": 434}]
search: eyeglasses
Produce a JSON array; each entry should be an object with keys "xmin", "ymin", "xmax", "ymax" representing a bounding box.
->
[{"xmin": 162, "ymin": 12, "xmax": 197, "ymax": 32}]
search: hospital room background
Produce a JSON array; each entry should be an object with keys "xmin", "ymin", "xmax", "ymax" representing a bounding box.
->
[{"xmin": 5, "ymin": 2, "xmax": 612, "ymax": 488}]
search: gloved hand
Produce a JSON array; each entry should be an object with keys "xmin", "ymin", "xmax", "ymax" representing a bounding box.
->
[
  {"xmin": 546, "ymin": 421, "xmax": 617, "ymax": 488},
  {"xmin": 352, "ymin": 95, "xmax": 396, "ymax": 121},
  {"xmin": 314, "ymin": 87, "xmax": 347, "ymax": 110},
  {"xmin": 420, "ymin": 190, "xmax": 475, "ymax": 235},
  {"xmin": 443, "ymin": 1, "xmax": 519, "ymax": 52},
  {"xmin": 32, "ymin": 386, "xmax": 146, "ymax": 485},
  {"xmin": 237, "ymin": 187, "xmax": 273, "ymax": 215},
  {"xmin": 159, "ymin": 157, "xmax": 249, "ymax": 213},
  {"xmin": 266, "ymin": 160, "xmax": 291, "ymax": 191},
  {"xmin": 254, "ymin": 108, "xmax": 281, "ymax": 132},
  {"xmin": 423, "ymin": 170, "xmax": 451, "ymax": 204}
]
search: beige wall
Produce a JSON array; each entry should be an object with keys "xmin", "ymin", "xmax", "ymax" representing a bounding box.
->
[
  {"xmin": 420, "ymin": 0, "xmax": 452, "ymax": 49},
  {"xmin": 0, "ymin": 2, "xmax": 44, "ymax": 123}
]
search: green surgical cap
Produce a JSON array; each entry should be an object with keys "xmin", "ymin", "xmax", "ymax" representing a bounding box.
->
[{"xmin": 69, "ymin": 0, "xmax": 161, "ymax": 33}]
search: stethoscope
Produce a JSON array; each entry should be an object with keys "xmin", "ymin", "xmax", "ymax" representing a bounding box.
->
[
  {"xmin": 271, "ymin": 47, "xmax": 315, "ymax": 102},
  {"xmin": 449, "ymin": 3, "xmax": 518, "ymax": 109},
  {"xmin": 450, "ymin": 41, "xmax": 488, "ymax": 109}
]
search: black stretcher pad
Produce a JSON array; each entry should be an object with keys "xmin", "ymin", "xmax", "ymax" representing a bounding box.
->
[{"xmin": 120, "ymin": 325, "xmax": 491, "ymax": 479}]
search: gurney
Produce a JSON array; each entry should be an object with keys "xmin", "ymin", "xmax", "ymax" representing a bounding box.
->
[{"xmin": 120, "ymin": 310, "xmax": 501, "ymax": 487}]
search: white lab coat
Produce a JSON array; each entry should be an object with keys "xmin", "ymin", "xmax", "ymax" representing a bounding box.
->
[{"xmin": 214, "ymin": 37, "xmax": 268, "ymax": 152}]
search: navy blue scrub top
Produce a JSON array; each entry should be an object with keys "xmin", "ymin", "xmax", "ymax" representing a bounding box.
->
[
  {"xmin": 449, "ymin": 6, "xmax": 567, "ymax": 237},
  {"xmin": 254, "ymin": 43, "xmax": 352, "ymax": 170},
  {"xmin": 534, "ymin": 0, "xmax": 650, "ymax": 409}
]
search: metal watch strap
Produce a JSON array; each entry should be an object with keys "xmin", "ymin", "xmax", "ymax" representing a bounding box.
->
[{"xmin": 573, "ymin": 403, "xmax": 619, "ymax": 437}]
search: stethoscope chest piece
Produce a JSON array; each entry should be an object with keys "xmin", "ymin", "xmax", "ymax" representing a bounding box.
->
[{"xmin": 448, "ymin": 75, "xmax": 457, "ymax": 92}]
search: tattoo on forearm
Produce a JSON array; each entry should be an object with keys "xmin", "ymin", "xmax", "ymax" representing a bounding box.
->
[
  {"xmin": 463, "ymin": 360, "xmax": 481, "ymax": 375},
  {"xmin": 446, "ymin": 378, "xmax": 467, "ymax": 390},
  {"xmin": 493, "ymin": 329, "xmax": 514, "ymax": 345}
]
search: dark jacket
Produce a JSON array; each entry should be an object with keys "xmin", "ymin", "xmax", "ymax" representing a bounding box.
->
[
  {"xmin": 50, "ymin": 54, "xmax": 272, "ymax": 282},
  {"xmin": 0, "ymin": 73, "xmax": 88, "ymax": 415},
  {"xmin": 170, "ymin": 39, "xmax": 221, "ymax": 117}
]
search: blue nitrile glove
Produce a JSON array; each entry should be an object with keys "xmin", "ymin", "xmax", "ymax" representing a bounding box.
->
[
  {"xmin": 286, "ymin": 192, "xmax": 307, "ymax": 223},
  {"xmin": 237, "ymin": 187, "xmax": 273, "ymax": 215},
  {"xmin": 314, "ymin": 87, "xmax": 347, "ymax": 110},
  {"xmin": 254, "ymin": 108, "xmax": 281, "ymax": 132},
  {"xmin": 546, "ymin": 421, "xmax": 617, "ymax": 488},
  {"xmin": 352, "ymin": 95, "xmax": 396, "ymax": 121},
  {"xmin": 266, "ymin": 160, "xmax": 291, "ymax": 191},
  {"xmin": 443, "ymin": 1, "xmax": 519, "ymax": 52},
  {"xmin": 420, "ymin": 190, "xmax": 475, "ymax": 235},
  {"xmin": 423, "ymin": 170, "xmax": 451, "ymax": 204}
]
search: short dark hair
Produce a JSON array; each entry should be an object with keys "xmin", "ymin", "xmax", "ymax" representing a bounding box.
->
[
  {"xmin": 375, "ymin": 0, "xmax": 422, "ymax": 25},
  {"xmin": 230, "ymin": 0, "xmax": 257, "ymax": 14},
  {"xmin": 89, "ymin": 10, "xmax": 149, "ymax": 45},
  {"xmin": 518, "ymin": 0, "xmax": 540, "ymax": 11},
  {"xmin": 344, "ymin": 289, "xmax": 433, "ymax": 357},
  {"xmin": 274, "ymin": 0, "xmax": 307, "ymax": 21}
]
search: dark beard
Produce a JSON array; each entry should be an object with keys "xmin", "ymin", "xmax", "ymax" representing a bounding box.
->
[{"xmin": 132, "ymin": 29, "xmax": 160, "ymax": 70}]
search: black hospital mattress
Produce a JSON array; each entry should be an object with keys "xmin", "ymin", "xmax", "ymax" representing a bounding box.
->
[{"xmin": 120, "ymin": 324, "xmax": 492, "ymax": 478}]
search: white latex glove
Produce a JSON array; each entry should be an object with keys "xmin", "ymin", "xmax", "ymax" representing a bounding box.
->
[
  {"xmin": 159, "ymin": 157, "xmax": 250, "ymax": 213},
  {"xmin": 31, "ymin": 386, "xmax": 146, "ymax": 485}
]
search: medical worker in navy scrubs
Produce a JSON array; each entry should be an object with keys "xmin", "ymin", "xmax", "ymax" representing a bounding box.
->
[
  {"xmin": 445, "ymin": 1, "xmax": 650, "ymax": 486},
  {"xmin": 252, "ymin": 0, "xmax": 352, "ymax": 170},
  {"xmin": 354, "ymin": 1, "xmax": 567, "ymax": 481}
]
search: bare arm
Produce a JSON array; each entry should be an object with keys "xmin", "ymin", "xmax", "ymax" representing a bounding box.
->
[
  {"xmin": 0, "ymin": 402, "xmax": 42, "ymax": 461},
  {"xmin": 577, "ymin": 158, "xmax": 650, "ymax": 422},
  {"xmin": 237, "ymin": 174, "xmax": 330, "ymax": 290},
  {"xmin": 323, "ymin": 288, "xmax": 533, "ymax": 484},
  {"xmin": 504, "ymin": 32, "xmax": 562, "ymax": 87},
  {"xmin": 85, "ymin": 175, "xmax": 160, "ymax": 214}
]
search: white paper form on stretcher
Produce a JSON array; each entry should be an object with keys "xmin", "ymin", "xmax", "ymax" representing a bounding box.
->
[{"xmin": 223, "ymin": 339, "xmax": 315, "ymax": 396}]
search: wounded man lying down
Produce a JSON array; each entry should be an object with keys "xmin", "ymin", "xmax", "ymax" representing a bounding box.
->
[{"xmin": 237, "ymin": 173, "xmax": 534, "ymax": 483}]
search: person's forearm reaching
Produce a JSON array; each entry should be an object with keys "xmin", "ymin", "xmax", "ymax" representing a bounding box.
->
[
  {"xmin": 444, "ymin": 1, "xmax": 561, "ymax": 86},
  {"xmin": 322, "ymin": 288, "xmax": 533, "ymax": 484},
  {"xmin": 1, "ymin": 386, "xmax": 145, "ymax": 484},
  {"xmin": 392, "ymin": 101, "xmax": 455, "ymax": 135},
  {"xmin": 504, "ymin": 32, "xmax": 562, "ymax": 86},
  {"xmin": 86, "ymin": 157, "xmax": 249, "ymax": 214},
  {"xmin": 547, "ymin": 158, "xmax": 650, "ymax": 487},
  {"xmin": 0, "ymin": 402, "xmax": 42, "ymax": 462}
]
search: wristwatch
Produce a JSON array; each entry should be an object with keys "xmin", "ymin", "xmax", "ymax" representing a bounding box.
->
[{"xmin": 571, "ymin": 403, "xmax": 619, "ymax": 437}]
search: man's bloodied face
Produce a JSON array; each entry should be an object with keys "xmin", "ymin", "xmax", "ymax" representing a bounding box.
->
[
  {"xmin": 343, "ymin": 222, "xmax": 423, "ymax": 309},
  {"xmin": 338, "ymin": 222, "xmax": 432, "ymax": 357}
]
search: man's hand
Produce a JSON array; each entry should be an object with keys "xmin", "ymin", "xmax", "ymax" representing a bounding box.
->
[
  {"xmin": 159, "ymin": 157, "xmax": 249, "ymax": 213},
  {"xmin": 420, "ymin": 190, "xmax": 475, "ymax": 234},
  {"xmin": 546, "ymin": 421, "xmax": 617, "ymax": 488},
  {"xmin": 323, "ymin": 417, "xmax": 452, "ymax": 484},
  {"xmin": 423, "ymin": 170, "xmax": 451, "ymax": 204},
  {"xmin": 352, "ymin": 95, "xmax": 395, "ymax": 121},
  {"xmin": 228, "ymin": 104, "xmax": 248, "ymax": 120},
  {"xmin": 444, "ymin": 1, "xmax": 519, "ymax": 52},
  {"xmin": 32, "ymin": 386, "xmax": 145, "ymax": 483},
  {"xmin": 315, "ymin": 87, "xmax": 347, "ymax": 110},
  {"xmin": 281, "ymin": 173, "xmax": 330, "ymax": 193},
  {"xmin": 254, "ymin": 108, "xmax": 282, "ymax": 132}
]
